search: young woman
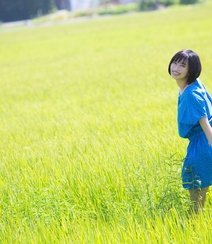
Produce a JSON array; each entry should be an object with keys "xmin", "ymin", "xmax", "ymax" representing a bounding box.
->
[{"xmin": 168, "ymin": 49, "xmax": 212, "ymax": 212}]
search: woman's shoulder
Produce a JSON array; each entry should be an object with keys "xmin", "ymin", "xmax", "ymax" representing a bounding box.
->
[
  {"xmin": 195, "ymin": 78, "xmax": 205, "ymax": 89},
  {"xmin": 185, "ymin": 79, "xmax": 205, "ymax": 95},
  {"xmin": 179, "ymin": 79, "xmax": 206, "ymax": 104}
]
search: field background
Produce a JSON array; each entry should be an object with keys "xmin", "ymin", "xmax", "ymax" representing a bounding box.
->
[{"xmin": 1, "ymin": 2, "xmax": 212, "ymax": 243}]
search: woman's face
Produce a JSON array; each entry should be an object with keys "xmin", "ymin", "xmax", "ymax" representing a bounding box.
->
[{"xmin": 170, "ymin": 59, "xmax": 189, "ymax": 82}]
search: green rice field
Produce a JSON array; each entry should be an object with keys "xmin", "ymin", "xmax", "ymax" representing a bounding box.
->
[{"xmin": 1, "ymin": 2, "xmax": 212, "ymax": 243}]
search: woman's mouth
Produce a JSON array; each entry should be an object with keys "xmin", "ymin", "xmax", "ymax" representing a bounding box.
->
[{"xmin": 172, "ymin": 71, "xmax": 180, "ymax": 76}]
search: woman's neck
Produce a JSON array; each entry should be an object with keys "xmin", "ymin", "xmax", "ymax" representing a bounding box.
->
[
  {"xmin": 176, "ymin": 78, "xmax": 188, "ymax": 90},
  {"xmin": 176, "ymin": 79, "xmax": 189, "ymax": 94}
]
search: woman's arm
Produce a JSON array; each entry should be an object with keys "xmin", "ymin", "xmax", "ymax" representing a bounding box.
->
[{"xmin": 199, "ymin": 117, "xmax": 212, "ymax": 146}]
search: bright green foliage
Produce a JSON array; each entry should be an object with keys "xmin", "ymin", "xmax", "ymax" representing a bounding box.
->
[
  {"xmin": 180, "ymin": 0, "xmax": 197, "ymax": 4},
  {"xmin": 0, "ymin": 2, "xmax": 212, "ymax": 243},
  {"xmin": 137, "ymin": 0, "xmax": 178, "ymax": 11}
]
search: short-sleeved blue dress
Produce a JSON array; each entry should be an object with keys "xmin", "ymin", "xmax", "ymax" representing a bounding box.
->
[{"xmin": 178, "ymin": 79, "xmax": 212, "ymax": 189}]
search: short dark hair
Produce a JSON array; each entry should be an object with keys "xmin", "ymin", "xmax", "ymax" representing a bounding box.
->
[{"xmin": 168, "ymin": 49, "xmax": 202, "ymax": 85}]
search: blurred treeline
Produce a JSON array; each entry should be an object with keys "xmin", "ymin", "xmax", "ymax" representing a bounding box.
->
[
  {"xmin": 0, "ymin": 0, "xmax": 199, "ymax": 23},
  {"xmin": 0, "ymin": 0, "xmax": 55, "ymax": 22}
]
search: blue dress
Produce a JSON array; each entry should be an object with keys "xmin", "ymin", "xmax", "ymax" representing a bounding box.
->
[{"xmin": 178, "ymin": 79, "xmax": 212, "ymax": 189}]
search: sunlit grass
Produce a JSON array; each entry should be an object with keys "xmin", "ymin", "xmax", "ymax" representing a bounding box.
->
[{"xmin": 0, "ymin": 2, "xmax": 212, "ymax": 243}]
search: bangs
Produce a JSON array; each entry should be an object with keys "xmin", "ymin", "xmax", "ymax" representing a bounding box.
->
[{"xmin": 172, "ymin": 54, "xmax": 188, "ymax": 65}]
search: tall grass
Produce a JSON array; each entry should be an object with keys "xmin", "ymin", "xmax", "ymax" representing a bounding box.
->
[{"xmin": 1, "ymin": 2, "xmax": 212, "ymax": 243}]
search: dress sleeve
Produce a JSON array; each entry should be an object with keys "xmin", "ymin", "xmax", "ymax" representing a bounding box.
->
[{"xmin": 179, "ymin": 91, "xmax": 207, "ymax": 126}]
